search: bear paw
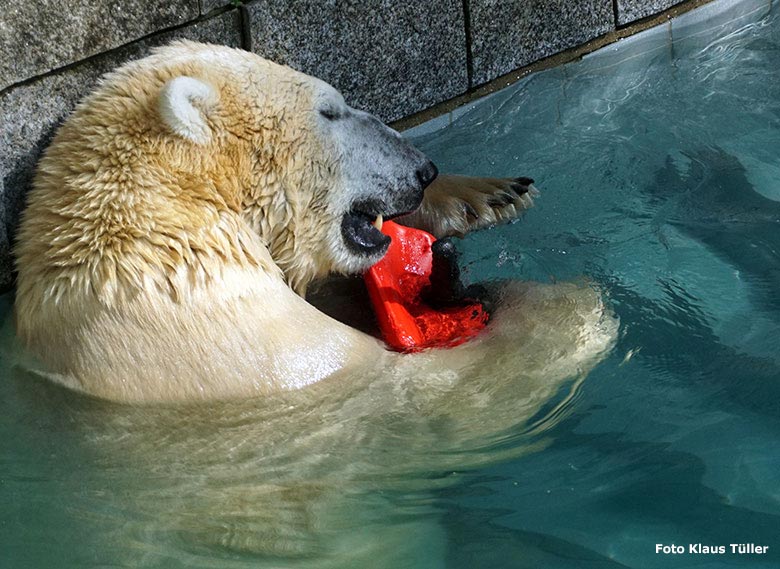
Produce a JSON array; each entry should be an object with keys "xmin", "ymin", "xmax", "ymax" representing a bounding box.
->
[{"xmin": 397, "ymin": 174, "xmax": 538, "ymax": 239}]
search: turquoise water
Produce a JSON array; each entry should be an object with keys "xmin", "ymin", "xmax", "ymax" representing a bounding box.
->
[
  {"xmin": 2, "ymin": 1, "xmax": 780, "ymax": 567},
  {"xmin": 409, "ymin": 1, "xmax": 780, "ymax": 567}
]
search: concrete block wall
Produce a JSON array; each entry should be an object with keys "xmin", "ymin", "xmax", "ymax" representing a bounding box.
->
[
  {"xmin": 0, "ymin": 0, "xmax": 698, "ymax": 290},
  {"xmin": 617, "ymin": 0, "xmax": 687, "ymax": 25}
]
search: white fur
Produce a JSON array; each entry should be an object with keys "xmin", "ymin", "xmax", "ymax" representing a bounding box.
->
[{"xmin": 158, "ymin": 76, "xmax": 218, "ymax": 144}]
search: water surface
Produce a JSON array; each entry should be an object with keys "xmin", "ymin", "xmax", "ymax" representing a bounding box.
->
[{"xmin": 409, "ymin": 1, "xmax": 780, "ymax": 567}]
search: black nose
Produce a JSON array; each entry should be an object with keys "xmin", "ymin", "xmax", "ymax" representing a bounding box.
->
[{"xmin": 415, "ymin": 161, "xmax": 438, "ymax": 189}]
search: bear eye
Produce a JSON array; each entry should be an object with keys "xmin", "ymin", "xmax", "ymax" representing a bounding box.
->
[{"xmin": 319, "ymin": 108, "xmax": 341, "ymax": 121}]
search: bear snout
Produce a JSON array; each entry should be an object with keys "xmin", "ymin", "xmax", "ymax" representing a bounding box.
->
[{"xmin": 415, "ymin": 161, "xmax": 438, "ymax": 190}]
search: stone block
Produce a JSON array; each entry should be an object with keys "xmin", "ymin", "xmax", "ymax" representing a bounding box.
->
[
  {"xmin": 617, "ymin": 0, "xmax": 686, "ymax": 25},
  {"xmin": 246, "ymin": 0, "xmax": 468, "ymax": 122},
  {"xmin": 201, "ymin": 0, "xmax": 233, "ymax": 14},
  {"xmin": 0, "ymin": 12, "xmax": 241, "ymax": 291},
  {"xmin": 468, "ymin": 0, "xmax": 614, "ymax": 86},
  {"xmin": 0, "ymin": 0, "xmax": 201, "ymax": 91}
]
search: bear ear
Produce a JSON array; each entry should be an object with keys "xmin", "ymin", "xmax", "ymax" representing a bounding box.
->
[{"xmin": 158, "ymin": 76, "xmax": 219, "ymax": 145}]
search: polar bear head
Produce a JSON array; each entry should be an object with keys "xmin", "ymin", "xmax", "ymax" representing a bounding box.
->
[
  {"xmin": 13, "ymin": 41, "xmax": 439, "ymax": 397},
  {"xmin": 148, "ymin": 41, "xmax": 437, "ymax": 292}
]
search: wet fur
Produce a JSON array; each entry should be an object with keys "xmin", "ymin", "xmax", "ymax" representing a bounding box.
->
[{"xmin": 13, "ymin": 41, "xmax": 616, "ymax": 403}]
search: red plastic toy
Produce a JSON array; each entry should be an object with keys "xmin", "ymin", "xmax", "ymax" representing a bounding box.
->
[{"xmin": 364, "ymin": 220, "xmax": 489, "ymax": 352}]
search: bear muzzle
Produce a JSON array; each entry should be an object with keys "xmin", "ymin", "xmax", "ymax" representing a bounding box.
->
[{"xmin": 340, "ymin": 161, "xmax": 437, "ymax": 258}]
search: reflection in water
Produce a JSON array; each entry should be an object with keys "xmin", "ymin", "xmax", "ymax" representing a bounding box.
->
[
  {"xmin": 652, "ymin": 147, "xmax": 780, "ymax": 311},
  {"xmin": 1, "ymin": 281, "xmax": 616, "ymax": 568}
]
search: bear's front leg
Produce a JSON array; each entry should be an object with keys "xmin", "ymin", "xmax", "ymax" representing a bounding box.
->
[{"xmin": 397, "ymin": 174, "xmax": 537, "ymax": 239}]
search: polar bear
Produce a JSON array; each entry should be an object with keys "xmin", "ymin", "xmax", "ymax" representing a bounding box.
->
[
  {"xmin": 14, "ymin": 41, "xmax": 616, "ymax": 403},
  {"xmin": 9, "ymin": 41, "xmax": 620, "ymax": 565}
]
